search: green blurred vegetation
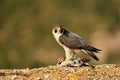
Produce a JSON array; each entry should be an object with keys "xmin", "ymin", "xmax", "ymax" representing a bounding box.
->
[{"xmin": 0, "ymin": 0, "xmax": 120, "ymax": 68}]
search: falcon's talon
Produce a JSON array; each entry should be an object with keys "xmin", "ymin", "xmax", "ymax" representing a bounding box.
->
[
  {"xmin": 80, "ymin": 57, "xmax": 91, "ymax": 62},
  {"xmin": 57, "ymin": 57, "xmax": 66, "ymax": 64}
]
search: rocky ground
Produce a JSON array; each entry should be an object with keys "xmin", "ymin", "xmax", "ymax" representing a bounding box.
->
[{"xmin": 0, "ymin": 64, "xmax": 120, "ymax": 80}]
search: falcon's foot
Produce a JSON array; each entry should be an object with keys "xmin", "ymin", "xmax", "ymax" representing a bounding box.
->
[{"xmin": 57, "ymin": 57, "xmax": 90, "ymax": 67}]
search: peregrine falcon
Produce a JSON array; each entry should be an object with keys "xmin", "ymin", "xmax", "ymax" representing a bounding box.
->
[{"xmin": 52, "ymin": 25, "xmax": 101, "ymax": 61}]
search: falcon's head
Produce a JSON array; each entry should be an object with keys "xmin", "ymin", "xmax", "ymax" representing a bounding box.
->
[
  {"xmin": 52, "ymin": 25, "xmax": 64, "ymax": 35},
  {"xmin": 52, "ymin": 24, "xmax": 65, "ymax": 42}
]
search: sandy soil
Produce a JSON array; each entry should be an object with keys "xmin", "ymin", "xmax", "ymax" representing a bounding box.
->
[{"xmin": 0, "ymin": 64, "xmax": 120, "ymax": 80}]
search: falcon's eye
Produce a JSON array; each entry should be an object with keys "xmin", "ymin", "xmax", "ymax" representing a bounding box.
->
[
  {"xmin": 60, "ymin": 29, "xmax": 64, "ymax": 33},
  {"xmin": 54, "ymin": 29, "xmax": 57, "ymax": 33}
]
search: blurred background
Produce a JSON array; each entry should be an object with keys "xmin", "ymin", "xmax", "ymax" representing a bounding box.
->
[{"xmin": 0, "ymin": 0, "xmax": 120, "ymax": 69}]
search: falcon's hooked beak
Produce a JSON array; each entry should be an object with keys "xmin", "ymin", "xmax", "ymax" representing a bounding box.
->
[{"xmin": 53, "ymin": 25, "xmax": 64, "ymax": 34}]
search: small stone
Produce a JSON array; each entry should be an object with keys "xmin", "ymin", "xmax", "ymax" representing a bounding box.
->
[
  {"xmin": 44, "ymin": 73, "xmax": 50, "ymax": 79},
  {"xmin": 11, "ymin": 74, "xmax": 17, "ymax": 80},
  {"xmin": 36, "ymin": 77, "xmax": 41, "ymax": 80}
]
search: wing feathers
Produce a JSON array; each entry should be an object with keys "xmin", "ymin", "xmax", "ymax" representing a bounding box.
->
[
  {"xmin": 86, "ymin": 51, "xmax": 99, "ymax": 61},
  {"xmin": 82, "ymin": 46, "xmax": 101, "ymax": 53}
]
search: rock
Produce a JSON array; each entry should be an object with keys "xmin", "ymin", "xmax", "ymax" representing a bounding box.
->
[{"xmin": 0, "ymin": 64, "xmax": 120, "ymax": 80}]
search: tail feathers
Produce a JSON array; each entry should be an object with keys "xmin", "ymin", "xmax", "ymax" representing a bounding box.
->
[
  {"xmin": 84, "ymin": 46, "xmax": 102, "ymax": 53},
  {"xmin": 86, "ymin": 51, "xmax": 99, "ymax": 61}
]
